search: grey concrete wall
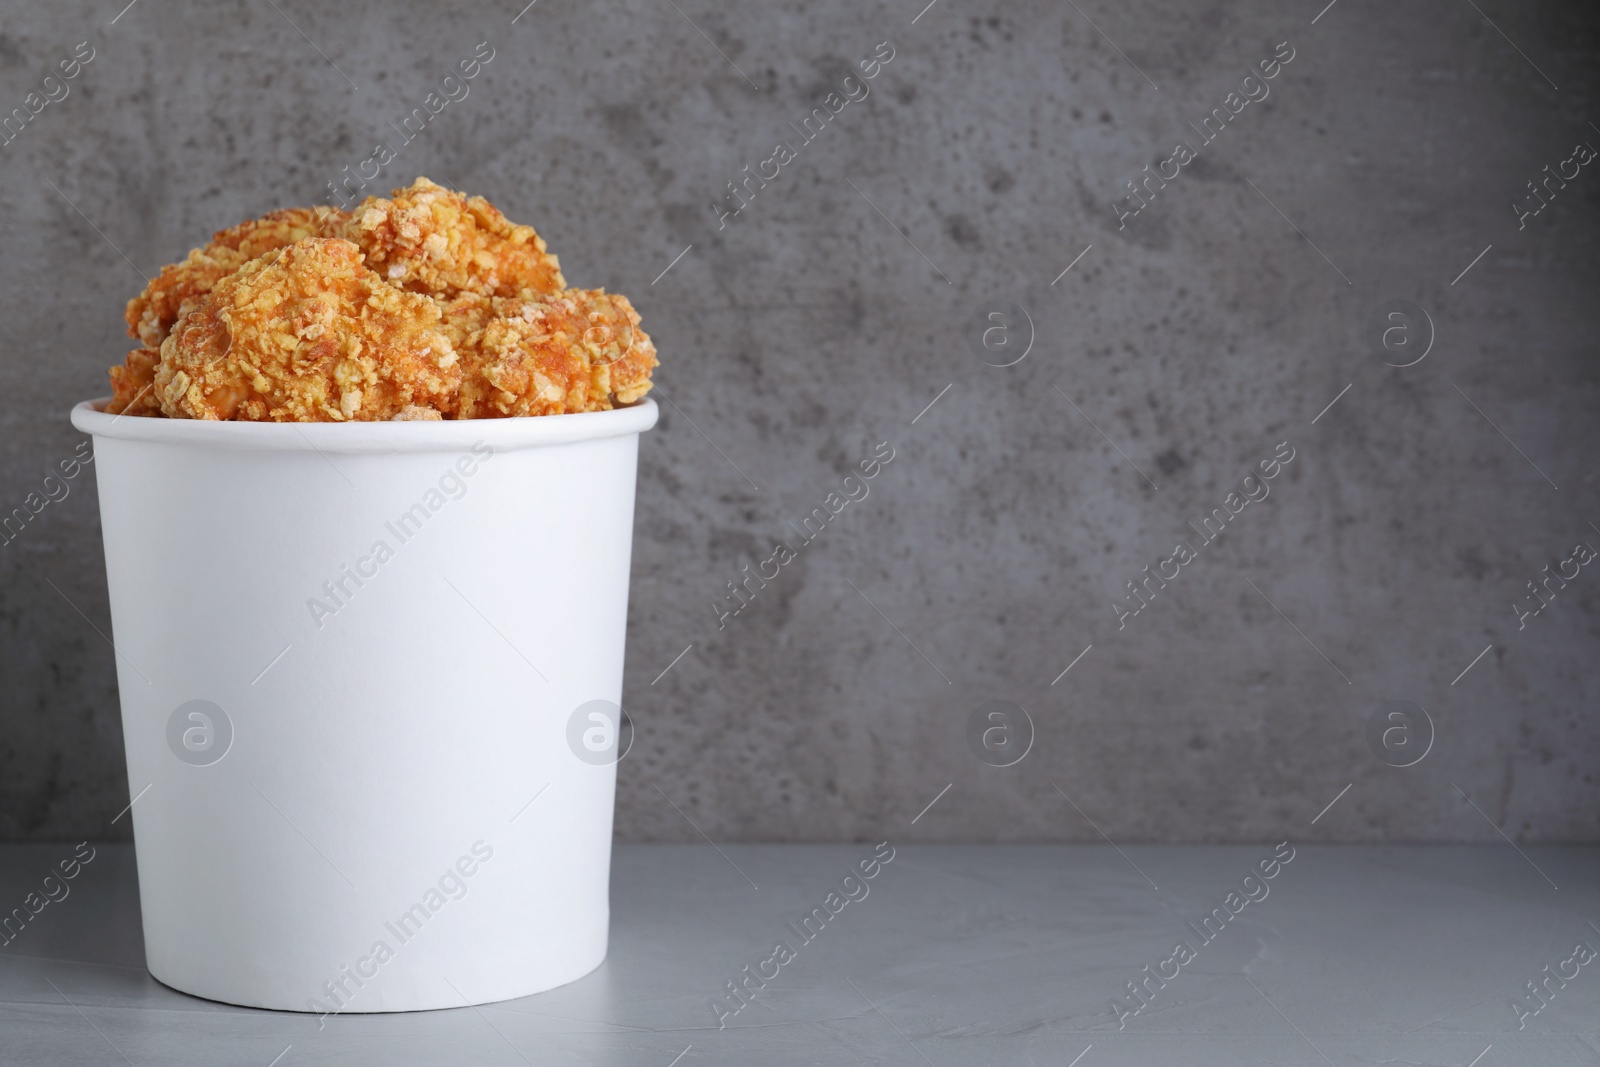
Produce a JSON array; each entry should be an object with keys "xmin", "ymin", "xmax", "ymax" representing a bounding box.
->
[{"xmin": 1, "ymin": 0, "xmax": 1595, "ymax": 844}]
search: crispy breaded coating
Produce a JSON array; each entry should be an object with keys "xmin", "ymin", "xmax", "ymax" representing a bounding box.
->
[
  {"xmin": 124, "ymin": 207, "xmax": 348, "ymax": 349},
  {"xmin": 438, "ymin": 289, "xmax": 656, "ymax": 419},
  {"xmin": 342, "ymin": 178, "xmax": 565, "ymax": 299},
  {"xmin": 155, "ymin": 238, "xmax": 459, "ymax": 422},
  {"xmin": 106, "ymin": 180, "xmax": 658, "ymax": 420},
  {"xmin": 105, "ymin": 347, "xmax": 162, "ymax": 416},
  {"xmin": 392, "ymin": 405, "xmax": 444, "ymax": 421}
]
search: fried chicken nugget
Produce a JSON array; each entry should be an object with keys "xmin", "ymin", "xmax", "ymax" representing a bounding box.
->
[
  {"xmin": 156, "ymin": 237, "xmax": 459, "ymax": 422},
  {"xmin": 123, "ymin": 207, "xmax": 349, "ymax": 349},
  {"xmin": 105, "ymin": 347, "xmax": 162, "ymax": 416},
  {"xmin": 439, "ymin": 288, "xmax": 657, "ymax": 419},
  {"xmin": 343, "ymin": 178, "xmax": 565, "ymax": 299}
]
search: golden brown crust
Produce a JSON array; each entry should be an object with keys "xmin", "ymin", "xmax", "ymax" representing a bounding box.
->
[
  {"xmin": 440, "ymin": 288, "xmax": 656, "ymax": 419},
  {"xmin": 107, "ymin": 182, "xmax": 657, "ymax": 421},
  {"xmin": 123, "ymin": 207, "xmax": 349, "ymax": 349},
  {"xmin": 155, "ymin": 238, "xmax": 459, "ymax": 422},
  {"xmin": 391, "ymin": 404, "xmax": 444, "ymax": 421},
  {"xmin": 342, "ymin": 177, "xmax": 565, "ymax": 299},
  {"xmin": 105, "ymin": 347, "xmax": 162, "ymax": 416}
]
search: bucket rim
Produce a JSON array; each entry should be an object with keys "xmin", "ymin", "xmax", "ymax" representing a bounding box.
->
[{"xmin": 70, "ymin": 396, "xmax": 659, "ymax": 453}]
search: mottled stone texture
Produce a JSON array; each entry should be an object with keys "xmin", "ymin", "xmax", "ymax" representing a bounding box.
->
[{"xmin": 0, "ymin": 0, "xmax": 1595, "ymax": 843}]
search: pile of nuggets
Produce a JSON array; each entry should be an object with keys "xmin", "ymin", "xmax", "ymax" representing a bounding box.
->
[{"xmin": 107, "ymin": 177, "xmax": 656, "ymax": 422}]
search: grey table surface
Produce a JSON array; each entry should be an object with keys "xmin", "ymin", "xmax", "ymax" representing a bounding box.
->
[{"xmin": 1, "ymin": 843, "xmax": 1596, "ymax": 1066}]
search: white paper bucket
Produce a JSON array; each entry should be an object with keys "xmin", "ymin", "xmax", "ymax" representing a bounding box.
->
[{"xmin": 70, "ymin": 398, "xmax": 657, "ymax": 1013}]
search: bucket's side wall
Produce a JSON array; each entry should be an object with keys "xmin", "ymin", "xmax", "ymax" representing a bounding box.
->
[{"xmin": 90, "ymin": 431, "xmax": 641, "ymax": 1011}]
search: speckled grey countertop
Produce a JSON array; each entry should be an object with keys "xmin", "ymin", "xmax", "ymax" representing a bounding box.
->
[{"xmin": 2, "ymin": 843, "xmax": 1597, "ymax": 1065}]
